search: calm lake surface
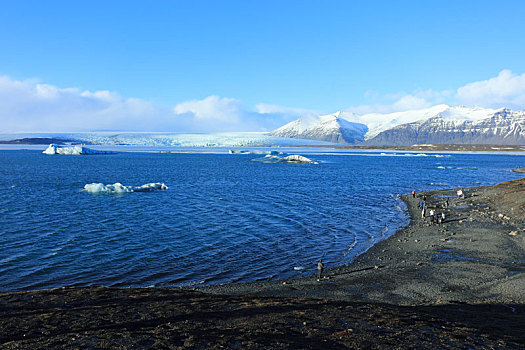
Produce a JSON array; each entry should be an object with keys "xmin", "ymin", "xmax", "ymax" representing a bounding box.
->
[{"xmin": 1, "ymin": 148, "xmax": 524, "ymax": 292}]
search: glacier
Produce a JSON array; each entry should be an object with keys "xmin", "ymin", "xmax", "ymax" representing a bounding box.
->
[{"xmin": 67, "ymin": 132, "xmax": 336, "ymax": 148}]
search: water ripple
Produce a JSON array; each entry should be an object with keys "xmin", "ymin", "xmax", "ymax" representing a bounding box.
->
[{"xmin": 1, "ymin": 150, "xmax": 523, "ymax": 291}]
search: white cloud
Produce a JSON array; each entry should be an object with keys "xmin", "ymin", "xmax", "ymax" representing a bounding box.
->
[
  {"xmin": 2, "ymin": 70, "xmax": 525, "ymax": 133},
  {"xmin": 173, "ymin": 95, "xmax": 243, "ymax": 123},
  {"xmin": 456, "ymin": 69, "xmax": 525, "ymax": 109},
  {"xmin": 345, "ymin": 70, "xmax": 525, "ymax": 115},
  {"xmin": 254, "ymin": 103, "xmax": 319, "ymax": 118},
  {"xmin": 345, "ymin": 92, "xmax": 442, "ymax": 115},
  {"xmin": 0, "ymin": 76, "xmax": 307, "ymax": 133},
  {"xmin": 0, "ymin": 76, "xmax": 170, "ymax": 132},
  {"xmin": 172, "ymin": 97, "xmax": 315, "ymax": 132}
]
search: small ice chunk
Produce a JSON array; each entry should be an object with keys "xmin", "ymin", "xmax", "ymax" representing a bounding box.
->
[
  {"xmin": 133, "ymin": 183, "xmax": 169, "ymax": 192},
  {"xmin": 84, "ymin": 182, "xmax": 168, "ymax": 194},
  {"xmin": 281, "ymin": 155, "xmax": 317, "ymax": 164},
  {"xmin": 252, "ymin": 154, "xmax": 318, "ymax": 164}
]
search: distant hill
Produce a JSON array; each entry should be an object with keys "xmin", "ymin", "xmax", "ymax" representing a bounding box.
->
[{"xmin": 0, "ymin": 137, "xmax": 81, "ymax": 145}]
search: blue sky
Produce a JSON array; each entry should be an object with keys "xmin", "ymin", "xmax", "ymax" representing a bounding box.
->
[{"xmin": 1, "ymin": 1, "xmax": 525, "ymax": 132}]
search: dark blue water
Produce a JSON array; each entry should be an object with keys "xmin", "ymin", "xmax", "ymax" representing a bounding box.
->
[{"xmin": 0, "ymin": 149, "xmax": 524, "ymax": 292}]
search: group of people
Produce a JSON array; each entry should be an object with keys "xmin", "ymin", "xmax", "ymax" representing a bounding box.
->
[
  {"xmin": 316, "ymin": 189, "xmax": 459, "ymax": 281},
  {"xmin": 416, "ymin": 192, "xmax": 446, "ymax": 225},
  {"xmin": 426, "ymin": 209, "xmax": 446, "ymax": 224}
]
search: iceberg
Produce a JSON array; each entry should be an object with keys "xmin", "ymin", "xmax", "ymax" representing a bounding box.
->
[
  {"xmin": 228, "ymin": 149, "xmax": 283, "ymax": 155},
  {"xmin": 252, "ymin": 154, "xmax": 318, "ymax": 164},
  {"xmin": 281, "ymin": 155, "xmax": 317, "ymax": 163},
  {"xmin": 84, "ymin": 182, "xmax": 168, "ymax": 194},
  {"xmin": 43, "ymin": 144, "xmax": 112, "ymax": 155}
]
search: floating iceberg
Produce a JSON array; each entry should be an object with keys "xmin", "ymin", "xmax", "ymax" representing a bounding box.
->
[
  {"xmin": 281, "ymin": 155, "xmax": 317, "ymax": 163},
  {"xmin": 228, "ymin": 149, "xmax": 283, "ymax": 155},
  {"xmin": 378, "ymin": 152, "xmax": 450, "ymax": 158},
  {"xmin": 43, "ymin": 144, "xmax": 112, "ymax": 155},
  {"xmin": 252, "ymin": 154, "xmax": 318, "ymax": 164},
  {"xmin": 84, "ymin": 182, "xmax": 168, "ymax": 194}
]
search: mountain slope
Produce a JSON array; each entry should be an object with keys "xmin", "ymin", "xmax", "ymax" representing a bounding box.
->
[
  {"xmin": 269, "ymin": 111, "xmax": 368, "ymax": 144},
  {"xmin": 270, "ymin": 105, "xmax": 525, "ymax": 145},
  {"xmin": 365, "ymin": 107, "xmax": 525, "ymax": 145}
]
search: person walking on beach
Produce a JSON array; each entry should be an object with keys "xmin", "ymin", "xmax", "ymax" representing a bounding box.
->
[
  {"xmin": 419, "ymin": 200, "xmax": 424, "ymax": 209},
  {"xmin": 421, "ymin": 208, "xmax": 425, "ymax": 219},
  {"xmin": 317, "ymin": 260, "xmax": 324, "ymax": 281},
  {"xmin": 429, "ymin": 209, "xmax": 435, "ymax": 224},
  {"xmin": 412, "ymin": 190, "xmax": 416, "ymax": 198}
]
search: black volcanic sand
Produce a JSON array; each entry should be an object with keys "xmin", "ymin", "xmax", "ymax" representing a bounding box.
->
[
  {"xmin": 1, "ymin": 178, "xmax": 525, "ymax": 349},
  {"xmin": 201, "ymin": 178, "xmax": 525, "ymax": 305},
  {"xmin": 1, "ymin": 287, "xmax": 524, "ymax": 349}
]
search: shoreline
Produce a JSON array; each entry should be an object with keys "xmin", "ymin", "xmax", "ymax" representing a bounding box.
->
[
  {"xmin": 199, "ymin": 178, "xmax": 525, "ymax": 305},
  {"xmin": 1, "ymin": 178, "xmax": 525, "ymax": 348}
]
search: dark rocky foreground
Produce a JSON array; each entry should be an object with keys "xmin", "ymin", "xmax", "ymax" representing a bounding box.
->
[
  {"xmin": 1, "ymin": 177, "xmax": 525, "ymax": 349},
  {"xmin": 1, "ymin": 287, "xmax": 524, "ymax": 349}
]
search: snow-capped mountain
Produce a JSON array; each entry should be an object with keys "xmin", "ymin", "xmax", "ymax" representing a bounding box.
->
[
  {"xmin": 270, "ymin": 105, "xmax": 525, "ymax": 145},
  {"xmin": 269, "ymin": 111, "xmax": 368, "ymax": 144},
  {"xmin": 365, "ymin": 107, "xmax": 525, "ymax": 145}
]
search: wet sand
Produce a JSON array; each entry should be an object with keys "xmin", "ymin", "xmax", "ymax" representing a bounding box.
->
[{"xmin": 1, "ymin": 178, "xmax": 525, "ymax": 348}]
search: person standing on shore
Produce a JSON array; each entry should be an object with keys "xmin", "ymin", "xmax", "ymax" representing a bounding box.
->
[
  {"xmin": 421, "ymin": 208, "xmax": 425, "ymax": 219},
  {"xmin": 412, "ymin": 190, "xmax": 416, "ymax": 198},
  {"xmin": 317, "ymin": 260, "xmax": 324, "ymax": 281}
]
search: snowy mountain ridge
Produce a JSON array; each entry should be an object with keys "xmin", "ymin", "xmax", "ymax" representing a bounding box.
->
[
  {"xmin": 270, "ymin": 105, "xmax": 525, "ymax": 145},
  {"xmin": 269, "ymin": 111, "xmax": 367, "ymax": 144}
]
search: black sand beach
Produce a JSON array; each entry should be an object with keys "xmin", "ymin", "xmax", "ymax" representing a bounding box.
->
[{"xmin": 1, "ymin": 178, "xmax": 525, "ymax": 348}]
